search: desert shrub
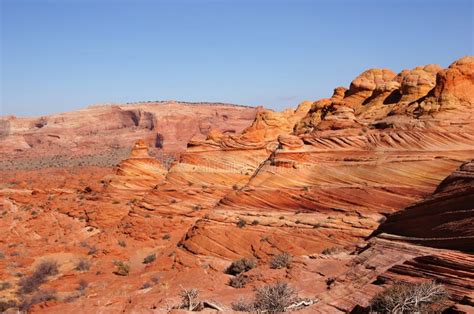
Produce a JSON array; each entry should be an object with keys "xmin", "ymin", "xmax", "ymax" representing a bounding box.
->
[
  {"xmin": 77, "ymin": 280, "xmax": 88, "ymax": 292},
  {"xmin": 231, "ymin": 298, "xmax": 255, "ymax": 312},
  {"xmin": 140, "ymin": 282, "xmax": 152, "ymax": 289},
  {"xmin": 87, "ymin": 245, "xmax": 98, "ymax": 255},
  {"xmin": 226, "ymin": 258, "xmax": 256, "ymax": 275},
  {"xmin": 113, "ymin": 261, "xmax": 130, "ymax": 276},
  {"xmin": 236, "ymin": 219, "xmax": 247, "ymax": 228},
  {"xmin": 270, "ymin": 252, "xmax": 292, "ymax": 269},
  {"xmin": 19, "ymin": 289, "xmax": 57, "ymax": 311},
  {"xmin": 370, "ymin": 281, "xmax": 449, "ymax": 313},
  {"xmin": 118, "ymin": 240, "xmax": 126, "ymax": 247},
  {"xmin": 162, "ymin": 234, "xmax": 171, "ymax": 240},
  {"xmin": 251, "ymin": 220, "xmax": 259, "ymax": 225},
  {"xmin": 321, "ymin": 246, "xmax": 341, "ymax": 255},
  {"xmin": 326, "ymin": 277, "xmax": 335, "ymax": 289},
  {"xmin": 18, "ymin": 260, "xmax": 58, "ymax": 294},
  {"xmin": 35, "ymin": 260, "xmax": 58, "ymax": 277},
  {"xmin": 254, "ymin": 282, "xmax": 299, "ymax": 313},
  {"xmin": 75, "ymin": 259, "xmax": 91, "ymax": 271},
  {"xmin": 229, "ymin": 274, "xmax": 250, "ymax": 288},
  {"xmin": 179, "ymin": 288, "xmax": 200, "ymax": 310},
  {"xmin": 143, "ymin": 253, "xmax": 156, "ymax": 264}
]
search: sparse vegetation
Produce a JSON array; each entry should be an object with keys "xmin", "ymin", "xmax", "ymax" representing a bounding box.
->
[
  {"xmin": 179, "ymin": 288, "xmax": 200, "ymax": 311},
  {"xmin": 140, "ymin": 282, "xmax": 152, "ymax": 289},
  {"xmin": 118, "ymin": 240, "xmax": 126, "ymax": 247},
  {"xmin": 19, "ymin": 289, "xmax": 57, "ymax": 312},
  {"xmin": 226, "ymin": 258, "xmax": 256, "ymax": 275},
  {"xmin": 143, "ymin": 253, "xmax": 156, "ymax": 264},
  {"xmin": 254, "ymin": 282, "xmax": 299, "ymax": 313},
  {"xmin": 321, "ymin": 246, "xmax": 341, "ymax": 255},
  {"xmin": 370, "ymin": 281, "xmax": 449, "ymax": 313},
  {"xmin": 229, "ymin": 274, "xmax": 249, "ymax": 288},
  {"xmin": 236, "ymin": 219, "xmax": 247, "ymax": 228},
  {"xmin": 18, "ymin": 260, "xmax": 59, "ymax": 294},
  {"xmin": 162, "ymin": 234, "xmax": 171, "ymax": 240},
  {"xmin": 231, "ymin": 298, "xmax": 255, "ymax": 312},
  {"xmin": 87, "ymin": 245, "xmax": 98, "ymax": 255},
  {"xmin": 77, "ymin": 280, "xmax": 88, "ymax": 292},
  {"xmin": 75, "ymin": 259, "xmax": 91, "ymax": 271},
  {"xmin": 251, "ymin": 220, "xmax": 259, "ymax": 225},
  {"xmin": 270, "ymin": 252, "xmax": 292, "ymax": 269},
  {"xmin": 326, "ymin": 277, "xmax": 336, "ymax": 289},
  {"xmin": 113, "ymin": 261, "xmax": 130, "ymax": 276}
]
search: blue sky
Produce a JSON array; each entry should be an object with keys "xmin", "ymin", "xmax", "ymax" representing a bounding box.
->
[{"xmin": 1, "ymin": 0, "xmax": 473, "ymax": 116}]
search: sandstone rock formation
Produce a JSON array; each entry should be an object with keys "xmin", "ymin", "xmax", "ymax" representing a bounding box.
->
[
  {"xmin": 108, "ymin": 140, "xmax": 167, "ymax": 194},
  {"xmin": 0, "ymin": 101, "xmax": 259, "ymax": 170},
  {"xmin": 0, "ymin": 56, "xmax": 473, "ymax": 313}
]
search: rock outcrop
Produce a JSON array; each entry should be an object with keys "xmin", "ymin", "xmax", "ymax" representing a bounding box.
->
[
  {"xmin": 0, "ymin": 56, "xmax": 473, "ymax": 313},
  {"xmin": 374, "ymin": 160, "xmax": 474, "ymax": 252},
  {"xmin": 108, "ymin": 140, "xmax": 167, "ymax": 194}
]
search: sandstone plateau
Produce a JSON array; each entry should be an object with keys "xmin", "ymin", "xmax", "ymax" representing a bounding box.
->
[{"xmin": 0, "ymin": 56, "xmax": 473, "ymax": 313}]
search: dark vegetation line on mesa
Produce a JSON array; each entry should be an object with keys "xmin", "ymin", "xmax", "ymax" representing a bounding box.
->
[{"xmin": 0, "ymin": 56, "xmax": 473, "ymax": 313}]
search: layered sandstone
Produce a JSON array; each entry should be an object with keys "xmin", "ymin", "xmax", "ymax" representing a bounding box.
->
[{"xmin": 0, "ymin": 56, "xmax": 473, "ymax": 313}]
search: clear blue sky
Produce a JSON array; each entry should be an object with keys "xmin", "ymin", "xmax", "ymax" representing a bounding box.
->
[{"xmin": 1, "ymin": 0, "xmax": 473, "ymax": 116}]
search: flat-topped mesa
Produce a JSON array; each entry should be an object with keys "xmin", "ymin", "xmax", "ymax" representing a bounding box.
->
[{"xmin": 109, "ymin": 140, "xmax": 167, "ymax": 193}]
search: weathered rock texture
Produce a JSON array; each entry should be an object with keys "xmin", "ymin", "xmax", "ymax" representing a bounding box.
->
[{"xmin": 0, "ymin": 56, "xmax": 473, "ymax": 313}]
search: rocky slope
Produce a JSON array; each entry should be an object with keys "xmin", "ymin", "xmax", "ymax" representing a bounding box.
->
[{"xmin": 0, "ymin": 56, "xmax": 472, "ymax": 313}]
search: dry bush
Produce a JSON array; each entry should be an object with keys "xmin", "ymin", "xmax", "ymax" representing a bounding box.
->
[
  {"xmin": 19, "ymin": 289, "xmax": 57, "ymax": 311},
  {"xmin": 321, "ymin": 246, "xmax": 341, "ymax": 255},
  {"xmin": 226, "ymin": 258, "xmax": 256, "ymax": 275},
  {"xmin": 370, "ymin": 281, "xmax": 449, "ymax": 313},
  {"xmin": 270, "ymin": 252, "xmax": 292, "ymax": 269},
  {"xmin": 113, "ymin": 261, "xmax": 130, "ymax": 276},
  {"xmin": 143, "ymin": 253, "xmax": 156, "ymax": 264},
  {"xmin": 77, "ymin": 280, "xmax": 88, "ymax": 292},
  {"xmin": 254, "ymin": 282, "xmax": 299, "ymax": 313},
  {"xmin": 236, "ymin": 219, "xmax": 247, "ymax": 228},
  {"xmin": 231, "ymin": 298, "xmax": 255, "ymax": 312},
  {"xmin": 179, "ymin": 288, "xmax": 200, "ymax": 310},
  {"xmin": 18, "ymin": 260, "xmax": 58, "ymax": 294},
  {"xmin": 75, "ymin": 259, "xmax": 91, "ymax": 271},
  {"xmin": 229, "ymin": 274, "xmax": 250, "ymax": 288}
]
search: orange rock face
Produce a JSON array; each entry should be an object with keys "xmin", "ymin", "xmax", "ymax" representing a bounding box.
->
[{"xmin": 0, "ymin": 56, "xmax": 473, "ymax": 313}]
